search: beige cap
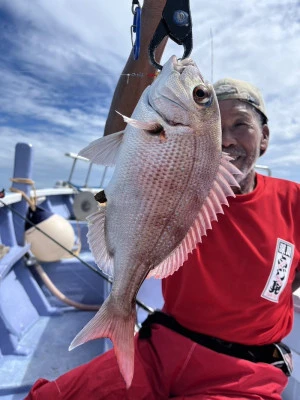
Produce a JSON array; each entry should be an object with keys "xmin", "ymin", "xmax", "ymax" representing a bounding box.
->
[{"xmin": 213, "ymin": 78, "xmax": 268, "ymax": 122}]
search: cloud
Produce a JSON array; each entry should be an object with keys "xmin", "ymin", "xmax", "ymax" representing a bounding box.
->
[
  {"xmin": 0, "ymin": 0, "xmax": 299, "ymax": 190},
  {"xmin": 0, "ymin": 126, "xmax": 114, "ymax": 190},
  {"xmin": 1, "ymin": 0, "xmax": 131, "ymax": 76}
]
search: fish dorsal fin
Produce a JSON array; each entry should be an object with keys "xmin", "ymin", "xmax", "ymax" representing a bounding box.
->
[
  {"xmin": 147, "ymin": 152, "xmax": 240, "ymax": 279},
  {"xmin": 86, "ymin": 206, "xmax": 114, "ymax": 277},
  {"xmin": 78, "ymin": 131, "xmax": 124, "ymax": 166}
]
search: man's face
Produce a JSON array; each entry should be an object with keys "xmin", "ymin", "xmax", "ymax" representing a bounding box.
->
[{"xmin": 219, "ymin": 99, "xmax": 269, "ymax": 187}]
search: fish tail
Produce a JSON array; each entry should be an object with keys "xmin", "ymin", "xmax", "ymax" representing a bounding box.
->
[{"xmin": 69, "ymin": 296, "xmax": 136, "ymax": 389}]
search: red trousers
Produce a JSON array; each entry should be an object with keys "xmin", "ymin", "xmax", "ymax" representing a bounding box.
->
[{"xmin": 25, "ymin": 324, "xmax": 288, "ymax": 399}]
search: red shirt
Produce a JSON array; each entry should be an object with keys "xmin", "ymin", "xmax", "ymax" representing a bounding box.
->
[{"xmin": 163, "ymin": 173, "xmax": 300, "ymax": 345}]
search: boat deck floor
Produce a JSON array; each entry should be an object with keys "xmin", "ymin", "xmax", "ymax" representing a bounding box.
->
[
  {"xmin": 0, "ymin": 253, "xmax": 110, "ymax": 399},
  {"xmin": 0, "ymin": 253, "xmax": 163, "ymax": 399},
  {"xmin": 0, "ymin": 311, "xmax": 108, "ymax": 399}
]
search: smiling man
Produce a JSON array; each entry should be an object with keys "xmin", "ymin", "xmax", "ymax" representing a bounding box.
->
[{"xmin": 214, "ymin": 78, "xmax": 269, "ymax": 194}]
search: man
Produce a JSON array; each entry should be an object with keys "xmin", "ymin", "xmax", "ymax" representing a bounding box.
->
[{"xmin": 26, "ymin": 1, "xmax": 300, "ymax": 399}]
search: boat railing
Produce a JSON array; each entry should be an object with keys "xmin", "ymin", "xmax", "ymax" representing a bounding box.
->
[
  {"xmin": 255, "ymin": 164, "xmax": 272, "ymax": 176},
  {"xmin": 64, "ymin": 152, "xmax": 111, "ymax": 189},
  {"xmin": 65, "ymin": 153, "xmax": 272, "ymax": 186}
]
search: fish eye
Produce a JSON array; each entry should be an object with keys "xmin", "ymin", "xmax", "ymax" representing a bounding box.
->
[{"xmin": 193, "ymin": 85, "xmax": 211, "ymax": 105}]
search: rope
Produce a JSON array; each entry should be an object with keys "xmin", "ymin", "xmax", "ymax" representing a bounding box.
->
[
  {"xmin": 33, "ymin": 262, "xmax": 142, "ymax": 331},
  {"xmin": 0, "ymin": 199, "xmax": 154, "ymax": 314},
  {"xmin": 9, "ymin": 178, "xmax": 37, "ymax": 211},
  {"xmin": 33, "ymin": 262, "xmax": 101, "ymax": 311},
  {"xmin": 0, "ymin": 244, "xmax": 10, "ymax": 259},
  {"xmin": 9, "ymin": 177, "xmax": 82, "ymax": 257}
]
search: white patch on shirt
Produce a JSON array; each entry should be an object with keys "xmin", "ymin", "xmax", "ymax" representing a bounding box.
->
[{"xmin": 261, "ymin": 238, "xmax": 294, "ymax": 303}]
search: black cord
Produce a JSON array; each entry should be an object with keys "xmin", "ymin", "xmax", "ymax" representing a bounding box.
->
[{"xmin": 0, "ymin": 199, "xmax": 154, "ymax": 313}]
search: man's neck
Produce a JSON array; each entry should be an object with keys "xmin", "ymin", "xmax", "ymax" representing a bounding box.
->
[{"xmin": 232, "ymin": 170, "xmax": 256, "ymax": 195}]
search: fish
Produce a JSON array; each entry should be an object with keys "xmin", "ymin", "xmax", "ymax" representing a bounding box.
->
[{"xmin": 69, "ymin": 55, "xmax": 240, "ymax": 388}]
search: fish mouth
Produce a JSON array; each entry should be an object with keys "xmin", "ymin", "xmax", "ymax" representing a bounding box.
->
[
  {"xmin": 147, "ymin": 55, "xmax": 208, "ymax": 128},
  {"xmin": 171, "ymin": 56, "xmax": 205, "ymax": 82},
  {"xmin": 147, "ymin": 58, "xmax": 192, "ymax": 126},
  {"xmin": 173, "ymin": 56, "xmax": 195, "ymax": 71}
]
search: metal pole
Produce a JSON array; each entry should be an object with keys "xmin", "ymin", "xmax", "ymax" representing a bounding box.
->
[
  {"xmin": 12, "ymin": 143, "xmax": 33, "ymax": 245},
  {"xmin": 68, "ymin": 159, "xmax": 77, "ymax": 183},
  {"xmin": 99, "ymin": 167, "xmax": 108, "ymax": 188},
  {"xmin": 84, "ymin": 163, "xmax": 93, "ymax": 188}
]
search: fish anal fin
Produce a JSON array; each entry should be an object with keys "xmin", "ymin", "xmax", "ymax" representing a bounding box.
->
[
  {"xmin": 69, "ymin": 297, "xmax": 136, "ymax": 389},
  {"xmin": 86, "ymin": 207, "xmax": 114, "ymax": 278},
  {"xmin": 78, "ymin": 131, "xmax": 124, "ymax": 166},
  {"xmin": 147, "ymin": 152, "xmax": 240, "ymax": 279}
]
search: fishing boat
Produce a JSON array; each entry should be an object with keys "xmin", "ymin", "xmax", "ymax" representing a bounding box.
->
[
  {"xmin": 0, "ymin": 142, "xmax": 163, "ymax": 399},
  {"xmin": 0, "ymin": 143, "xmax": 299, "ymax": 399}
]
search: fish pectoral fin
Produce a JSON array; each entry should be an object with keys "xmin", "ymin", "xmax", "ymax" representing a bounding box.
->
[
  {"xmin": 116, "ymin": 110, "xmax": 163, "ymax": 133},
  {"xmin": 78, "ymin": 130, "xmax": 124, "ymax": 166},
  {"xmin": 148, "ymin": 152, "xmax": 241, "ymax": 280},
  {"xmin": 87, "ymin": 207, "xmax": 114, "ymax": 277},
  {"xmin": 69, "ymin": 297, "xmax": 136, "ymax": 389}
]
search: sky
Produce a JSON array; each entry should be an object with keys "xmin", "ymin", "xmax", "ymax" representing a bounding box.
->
[{"xmin": 0, "ymin": 0, "xmax": 299, "ymax": 189}]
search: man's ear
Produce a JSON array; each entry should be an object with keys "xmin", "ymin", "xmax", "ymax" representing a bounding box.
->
[{"xmin": 260, "ymin": 124, "xmax": 269, "ymax": 156}]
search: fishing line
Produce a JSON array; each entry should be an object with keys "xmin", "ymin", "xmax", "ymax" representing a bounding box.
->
[
  {"xmin": 210, "ymin": 28, "xmax": 214, "ymax": 83},
  {"xmin": 0, "ymin": 198, "xmax": 154, "ymax": 313}
]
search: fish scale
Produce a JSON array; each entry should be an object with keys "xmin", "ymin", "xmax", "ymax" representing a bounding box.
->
[
  {"xmin": 69, "ymin": 55, "xmax": 241, "ymax": 388},
  {"xmin": 109, "ymin": 135, "xmax": 200, "ymax": 265}
]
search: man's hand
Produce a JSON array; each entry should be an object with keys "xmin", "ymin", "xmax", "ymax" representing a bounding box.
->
[{"xmin": 104, "ymin": 0, "xmax": 167, "ymax": 136}]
